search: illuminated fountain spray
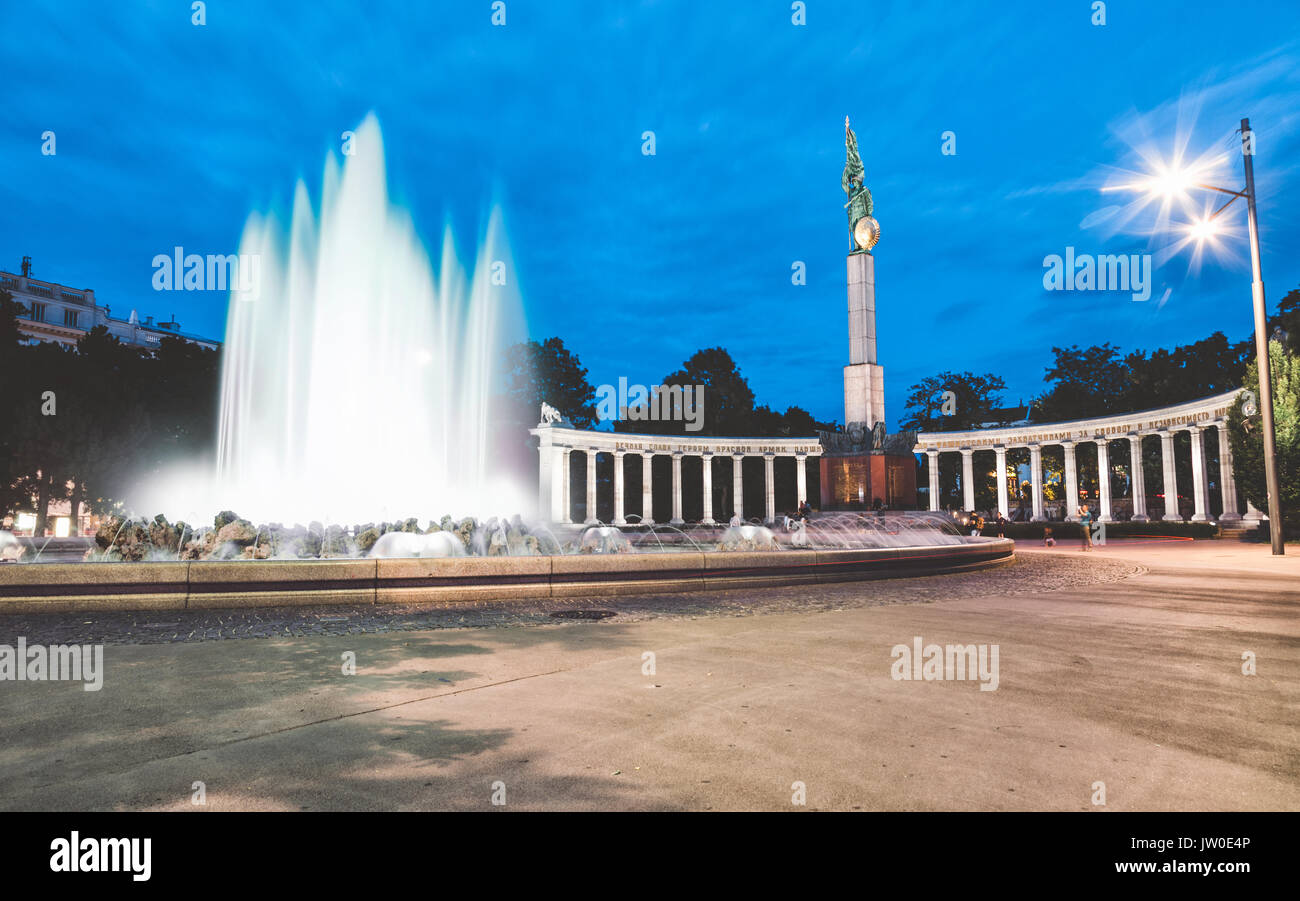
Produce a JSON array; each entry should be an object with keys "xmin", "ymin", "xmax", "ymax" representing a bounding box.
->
[{"xmin": 213, "ymin": 114, "xmax": 521, "ymax": 524}]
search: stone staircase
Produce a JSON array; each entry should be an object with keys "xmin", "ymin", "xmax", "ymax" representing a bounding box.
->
[{"xmin": 1219, "ymin": 523, "xmax": 1262, "ymax": 542}]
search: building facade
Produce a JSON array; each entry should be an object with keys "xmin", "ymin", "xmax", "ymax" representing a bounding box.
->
[{"xmin": 2, "ymin": 263, "xmax": 220, "ymax": 351}]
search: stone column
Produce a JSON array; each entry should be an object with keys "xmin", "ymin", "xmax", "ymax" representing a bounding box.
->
[
  {"xmin": 732, "ymin": 454, "xmax": 745, "ymax": 520},
  {"xmin": 1217, "ymin": 424, "xmax": 1241, "ymax": 521},
  {"xmin": 1244, "ymin": 500, "xmax": 1265, "ymax": 523},
  {"xmin": 641, "ymin": 452, "xmax": 655, "ymax": 525},
  {"xmin": 1129, "ymin": 433, "xmax": 1148, "ymax": 521},
  {"xmin": 994, "ymin": 446, "xmax": 1009, "ymax": 518},
  {"xmin": 556, "ymin": 448, "xmax": 572, "ymax": 523},
  {"xmin": 670, "ymin": 452, "xmax": 684, "ymax": 525},
  {"xmin": 555, "ymin": 447, "xmax": 572, "ymax": 523},
  {"xmin": 1188, "ymin": 425, "xmax": 1209, "ymax": 521},
  {"xmin": 1096, "ymin": 439, "xmax": 1113, "ymax": 522},
  {"xmin": 701, "ymin": 453, "xmax": 715, "ymax": 525},
  {"xmin": 960, "ymin": 449, "xmax": 975, "ymax": 512},
  {"xmin": 763, "ymin": 453, "xmax": 776, "ymax": 523},
  {"xmin": 585, "ymin": 449, "xmax": 599, "ymax": 524},
  {"xmin": 1159, "ymin": 430, "xmax": 1180, "ymax": 521},
  {"xmin": 612, "ymin": 450, "xmax": 626, "ymax": 525},
  {"xmin": 537, "ymin": 443, "xmax": 553, "ymax": 520},
  {"xmin": 927, "ymin": 449, "xmax": 940, "ymax": 511},
  {"xmin": 1061, "ymin": 440, "xmax": 1079, "ymax": 521},
  {"xmin": 795, "ymin": 453, "xmax": 808, "ymax": 506},
  {"xmin": 1029, "ymin": 444, "xmax": 1045, "ymax": 521}
]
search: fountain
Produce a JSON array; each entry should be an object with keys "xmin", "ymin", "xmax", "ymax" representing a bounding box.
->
[{"xmin": 210, "ymin": 113, "xmax": 522, "ymax": 525}]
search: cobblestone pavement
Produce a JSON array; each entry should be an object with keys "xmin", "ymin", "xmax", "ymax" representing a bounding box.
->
[{"xmin": 0, "ymin": 554, "xmax": 1141, "ymax": 646}]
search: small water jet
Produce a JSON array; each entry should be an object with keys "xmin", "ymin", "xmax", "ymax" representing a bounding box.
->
[{"xmin": 369, "ymin": 531, "xmax": 466, "ymax": 559}]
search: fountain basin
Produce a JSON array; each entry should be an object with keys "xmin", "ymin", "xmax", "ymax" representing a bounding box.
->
[{"xmin": 0, "ymin": 539, "xmax": 1014, "ymax": 614}]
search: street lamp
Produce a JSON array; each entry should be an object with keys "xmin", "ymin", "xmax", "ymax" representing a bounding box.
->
[{"xmin": 1104, "ymin": 118, "xmax": 1284, "ymax": 554}]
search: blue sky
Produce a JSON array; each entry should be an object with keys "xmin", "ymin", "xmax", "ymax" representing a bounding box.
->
[{"xmin": 5, "ymin": 0, "xmax": 1300, "ymax": 429}]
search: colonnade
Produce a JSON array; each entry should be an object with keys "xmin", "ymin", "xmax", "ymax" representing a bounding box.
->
[
  {"xmin": 531, "ymin": 428, "xmax": 823, "ymax": 525},
  {"xmin": 916, "ymin": 390, "xmax": 1256, "ymax": 523}
]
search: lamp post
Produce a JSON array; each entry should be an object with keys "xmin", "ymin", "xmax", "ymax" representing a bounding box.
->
[
  {"xmin": 1239, "ymin": 120, "xmax": 1284, "ymax": 555},
  {"xmin": 1106, "ymin": 117, "xmax": 1284, "ymax": 554}
]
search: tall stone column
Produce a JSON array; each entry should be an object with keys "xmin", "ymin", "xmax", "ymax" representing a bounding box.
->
[
  {"xmin": 732, "ymin": 454, "xmax": 745, "ymax": 520},
  {"xmin": 1159, "ymin": 430, "xmax": 1180, "ymax": 521},
  {"xmin": 1061, "ymin": 440, "xmax": 1079, "ymax": 521},
  {"xmin": 843, "ymin": 252, "xmax": 885, "ymax": 428},
  {"xmin": 555, "ymin": 447, "xmax": 571, "ymax": 523},
  {"xmin": 537, "ymin": 443, "xmax": 553, "ymax": 520},
  {"xmin": 796, "ymin": 453, "xmax": 808, "ymax": 506},
  {"xmin": 1217, "ymin": 424, "xmax": 1241, "ymax": 521},
  {"xmin": 670, "ymin": 452, "xmax": 684, "ymax": 525},
  {"xmin": 701, "ymin": 453, "xmax": 715, "ymax": 525},
  {"xmin": 1129, "ymin": 433, "xmax": 1148, "ymax": 521},
  {"xmin": 927, "ymin": 449, "xmax": 940, "ymax": 511},
  {"xmin": 1188, "ymin": 425, "xmax": 1209, "ymax": 521},
  {"xmin": 763, "ymin": 453, "xmax": 776, "ymax": 523},
  {"xmin": 641, "ymin": 452, "xmax": 655, "ymax": 525},
  {"xmin": 1097, "ymin": 439, "xmax": 1113, "ymax": 522},
  {"xmin": 994, "ymin": 446, "xmax": 1009, "ymax": 518},
  {"xmin": 558, "ymin": 448, "xmax": 573, "ymax": 523},
  {"xmin": 612, "ymin": 450, "xmax": 626, "ymax": 526},
  {"xmin": 585, "ymin": 449, "xmax": 599, "ymax": 524},
  {"xmin": 1029, "ymin": 444, "xmax": 1045, "ymax": 522},
  {"xmin": 960, "ymin": 448, "xmax": 975, "ymax": 512}
]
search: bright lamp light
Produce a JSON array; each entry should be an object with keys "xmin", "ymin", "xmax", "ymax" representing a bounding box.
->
[{"xmin": 1187, "ymin": 217, "xmax": 1220, "ymax": 242}]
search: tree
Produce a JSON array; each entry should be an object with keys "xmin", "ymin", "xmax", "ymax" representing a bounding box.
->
[
  {"xmin": 901, "ymin": 371, "xmax": 1007, "ymax": 432},
  {"xmin": 1032, "ymin": 344, "xmax": 1129, "ymax": 422},
  {"xmin": 1227, "ymin": 338, "xmax": 1299, "ymax": 527},
  {"xmin": 499, "ymin": 337, "xmax": 597, "ymax": 429},
  {"xmin": 1122, "ymin": 332, "xmax": 1250, "ymax": 412},
  {"xmin": 650, "ymin": 347, "xmax": 757, "ymax": 437},
  {"xmin": 1273, "ymin": 286, "xmax": 1300, "ymax": 356},
  {"xmin": 613, "ymin": 347, "xmax": 833, "ymax": 437}
]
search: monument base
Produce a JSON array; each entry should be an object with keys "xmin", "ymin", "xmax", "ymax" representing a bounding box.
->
[{"xmin": 818, "ymin": 453, "xmax": 917, "ymax": 510}]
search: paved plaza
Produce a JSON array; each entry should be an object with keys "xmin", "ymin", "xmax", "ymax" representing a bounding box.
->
[{"xmin": 1, "ymin": 539, "xmax": 1296, "ymax": 811}]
